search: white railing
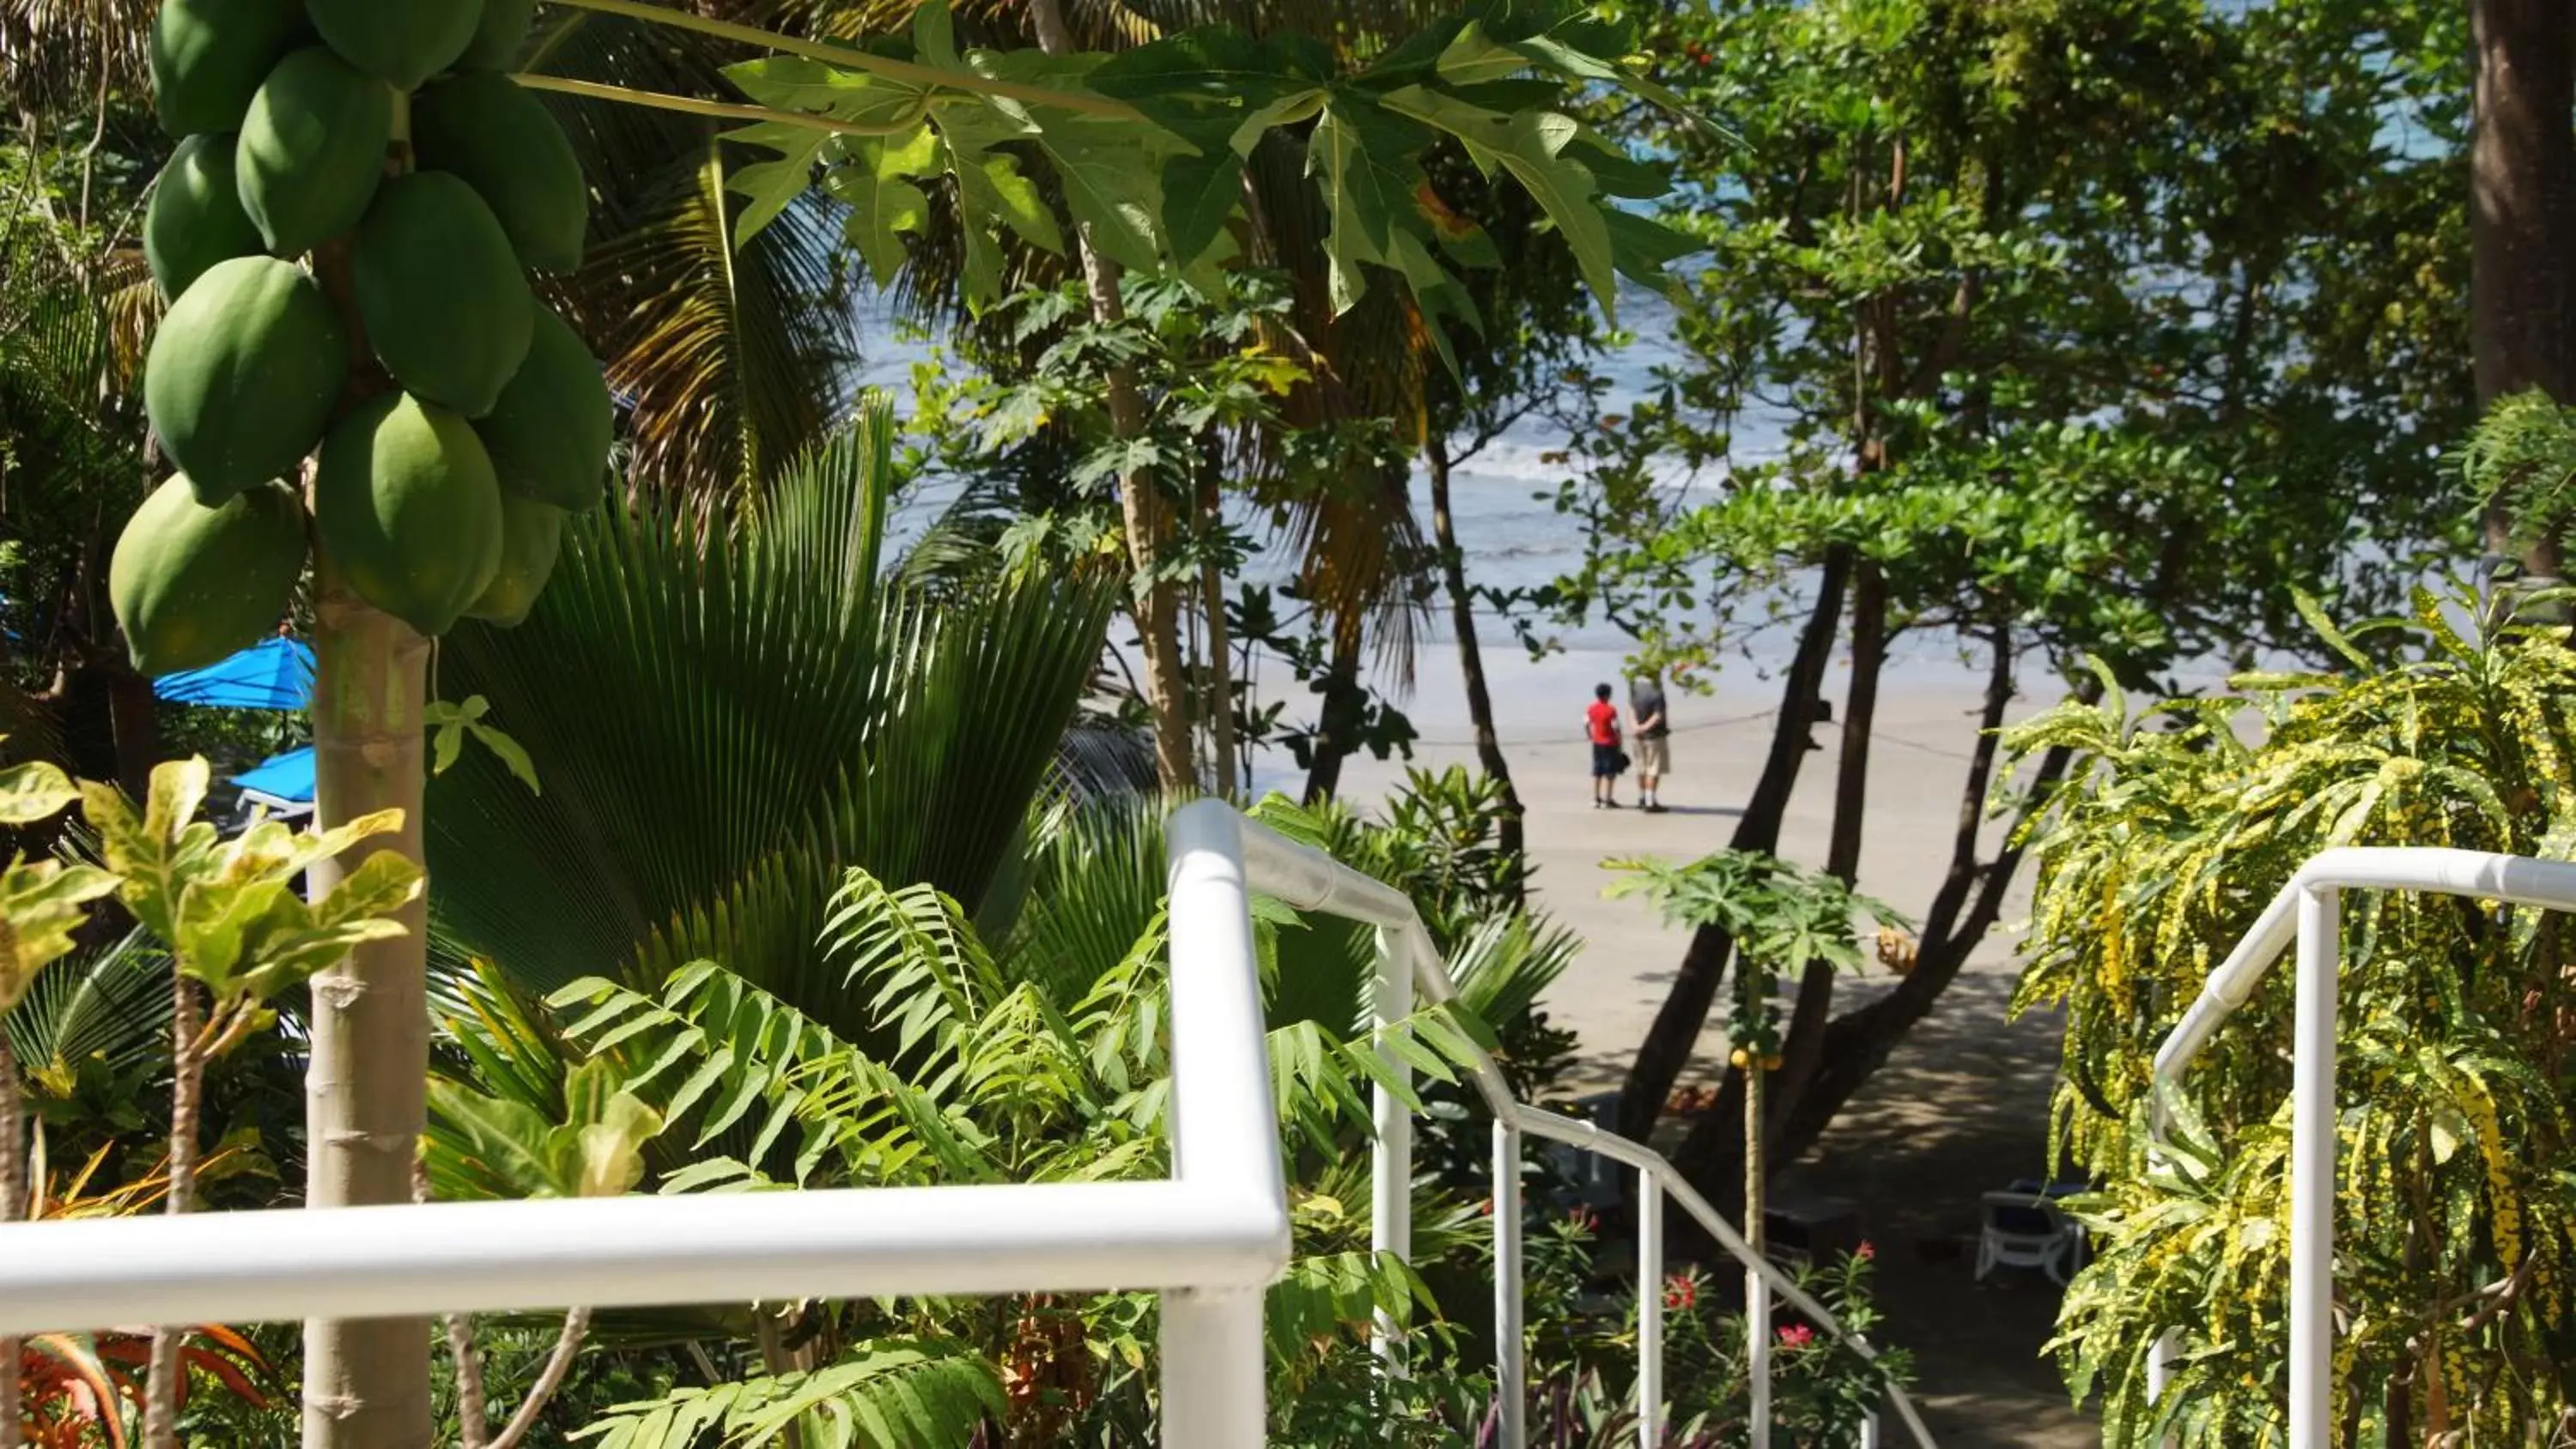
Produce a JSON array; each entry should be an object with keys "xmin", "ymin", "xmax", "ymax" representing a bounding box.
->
[
  {"xmin": 2148, "ymin": 846, "xmax": 2576, "ymax": 1446},
  {"xmin": 1178, "ymin": 803, "xmax": 1933, "ymax": 1449},
  {"xmin": 0, "ymin": 801, "xmax": 1932, "ymax": 1447}
]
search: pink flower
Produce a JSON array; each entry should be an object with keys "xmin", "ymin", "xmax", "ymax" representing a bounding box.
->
[
  {"xmin": 1568, "ymin": 1207, "xmax": 1599, "ymax": 1234},
  {"xmin": 1662, "ymin": 1274, "xmax": 1698, "ymax": 1312},
  {"xmin": 1777, "ymin": 1324, "xmax": 1816, "ymax": 1349},
  {"xmin": 1855, "ymin": 1240, "xmax": 1875, "ymax": 1262}
]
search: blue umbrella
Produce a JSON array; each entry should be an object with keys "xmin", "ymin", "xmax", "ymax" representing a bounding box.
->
[
  {"xmin": 155, "ymin": 637, "xmax": 313, "ymax": 712},
  {"xmin": 231, "ymin": 746, "xmax": 315, "ymax": 806}
]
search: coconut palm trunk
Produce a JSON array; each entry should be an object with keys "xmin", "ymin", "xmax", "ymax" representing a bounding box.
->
[
  {"xmin": 301, "ymin": 579, "xmax": 434, "ymax": 1449},
  {"xmin": 1027, "ymin": 0, "xmax": 1195, "ymax": 797}
]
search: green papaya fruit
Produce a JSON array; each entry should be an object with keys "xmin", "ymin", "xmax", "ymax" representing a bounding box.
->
[
  {"xmin": 411, "ymin": 71, "xmax": 587, "ymax": 273},
  {"xmin": 150, "ymin": 0, "xmax": 309, "ymax": 137},
  {"xmin": 145, "ymin": 256, "xmax": 350, "ymax": 504},
  {"xmin": 355, "ymin": 172, "xmax": 534, "ymax": 418},
  {"xmin": 111, "ymin": 477, "xmax": 308, "ymax": 676},
  {"xmin": 306, "ymin": 0, "xmax": 482, "ymax": 90},
  {"xmin": 236, "ymin": 46, "xmax": 393, "ymax": 257},
  {"xmin": 145, "ymin": 134, "xmax": 265, "ymax": 301},
  {"xmin": 465, "ymin": 494, "xmax": 567, "ymax": 627},
  {"xmin": 457, "ymin": 0, "xmax": 537, "ymax": 70},
  {"xmin": 315, "ymin": 392, "xmax": 506, "ymax": 636},
  {"xmin": 475, "ymin": 308, "xmax": 612, "ymax": 511}
]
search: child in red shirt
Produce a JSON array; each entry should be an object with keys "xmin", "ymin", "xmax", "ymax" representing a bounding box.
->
[{"xmin": 1586, "ymin": 682, "xmax": 1625, "ymax": 808}]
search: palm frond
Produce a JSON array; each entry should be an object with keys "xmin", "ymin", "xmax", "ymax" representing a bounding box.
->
[
  {"xmin": 572, "ymin": 1339, "xmax": 1004, "ymax": 1449},
  {"xmin": 428, "ymin": 397, "xmax": 1120, "ymax": 1034},
  {"xmin": 3, "ymin": 927, "xmax": 171, "ymax": 1083}
]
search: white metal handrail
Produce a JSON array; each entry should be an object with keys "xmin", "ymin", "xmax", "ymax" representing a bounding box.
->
[
  {"xmin": 0, "ymin": 801, "xmax": 1933, "ymax": 1446},
  {"xmin": 2147, "ymin": 846, "xmax": 2576, "ymax": 1446},
  {"xmin": 1194, "ymin": 802, "xmax": 1935, "ymax": 1449}
]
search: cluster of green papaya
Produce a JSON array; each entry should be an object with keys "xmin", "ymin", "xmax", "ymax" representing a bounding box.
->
[{"xmin": 115, "ymin": 0, "xmax": 614, "ymax": 676}]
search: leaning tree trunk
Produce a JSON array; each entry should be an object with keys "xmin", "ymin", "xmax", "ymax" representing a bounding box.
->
[
  {"xmin": 1425, "ymin": 432, "xmax": 1526, "ymax": 885},
  {"xmin": 1765, "ymin": 563, "xmax": 1885, "ymax": 1138},
  {"xmin": 1029, "ymin": 0, "xmax": 1194, "ymax": 797},
  {"xmin": 2472, "ymin": 0, "xmax": 2576, "ymax": 569},
  {"xmin": 1, "ymin": 1033, "xmax": 22, "ymax": 1449},
  {"xmin": 1299, "ymin": 637, "xmax": 1364, "ymax": 803},
  {"xmin": 1614, "ymin": 547, "xmax": 1852, "ymax": 1142},
  {"xmin": 301, "ymin": 576, "xmax": 434, "ymax": 1449}
]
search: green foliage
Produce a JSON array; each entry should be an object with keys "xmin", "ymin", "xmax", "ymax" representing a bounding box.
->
[
  {"xmin": 1607, "ymin": 852, "xmax": 1904, "ymax": 1056},
  {"xmin": 573, "ymin": 1340, "xmax": 1004, "ymax": 1449},
  {"xmin": 2458, "ymin": 388, "xmax": 2576, "ymax": 555},
  {"xmin": 82, "ymin": 757, "xmax": 420, "ymax": 1040},
  {"xmin": 2013, "ymin": 591, "xmax": 2576, "ymax": 1443},
  {"xmin": 428, "ymin": 397, "xmax": 1118, "ymax": 1035},
  {"xmin": 723, "ymin": 2, "xmax": 1695, "ymax": 326}
]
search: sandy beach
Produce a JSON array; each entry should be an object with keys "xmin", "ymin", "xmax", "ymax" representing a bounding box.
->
[{"xmin": 1322, "ymin": 642, "xmax": 2097, "ymax": 1446}]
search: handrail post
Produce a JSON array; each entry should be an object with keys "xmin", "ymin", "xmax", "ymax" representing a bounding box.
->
[
  {"xmin": 1637, "ymin": 1169, "xmax": 1662, "ymax": 1449},
  {"xmin": 1493, "ymin": 1119, "xmax": 1526, "ymax": 1449},
  {"xmin": 2288, "ymin": 884, "xmax": 2339, "ymax": 1447},
  {"xmin": 1372, "ymin": 925, "xmax": 1414, "ymax": 1367},
  {"xmin": 1161, "ymin": 1287, "xmax": 1265, "ymax": 1448}
]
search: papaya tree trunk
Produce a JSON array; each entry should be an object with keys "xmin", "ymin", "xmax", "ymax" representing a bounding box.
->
[
  {"xmin": 1425, "ymin": 432, "xmax": 1525, "ymax": 882},
  {"xmin": 143, "ymin": 980, "xmax": 204, "ymax": 1449},
  {"xmin": 1, "ymin": 1032, "xmax": 22, "ymax": 1449},
  {"xmin": 301, "ymin": 577, "xmax": 434, "ymax": 1449},
  {"xmin": 1028, "ymin": 0, "xmax": 1194, "ymax": 797}
]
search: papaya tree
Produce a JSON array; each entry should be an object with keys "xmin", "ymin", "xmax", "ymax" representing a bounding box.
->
[{"xmin": 119, "ymin": 1, "xmax": 1697, "ymax": 1443}]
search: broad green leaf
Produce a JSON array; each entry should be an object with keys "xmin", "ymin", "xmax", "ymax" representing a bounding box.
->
[
  {"xmin": 725, "ymin": 123, "xmax": 835, "ymax": 247},
  {"xmin": 1305, "ymin": 100, "xmax": 1431, "ymax": 314},
  {"xmin": 826, "ymin": 125, "xmax": 940, "ymax": 285},
  {"xmin": 1375, "ymin": 87, "xmax": 1617, "ymax": 318},
  {"xmin": 0, "ymin": 858, "xmax": 119, "ymax": 1011},
  {"xmin": 0, "ymin": 754, "xmax": 78, "ymax": 825}
]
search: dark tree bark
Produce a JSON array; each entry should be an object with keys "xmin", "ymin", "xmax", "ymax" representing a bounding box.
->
[
  {"xmin": 1425, "ymin": 432, "xmax": 1526, "ymax": 880},
  {"xmin": 1614, "ymin": 547, "xmax": 1853, "ymax": 1142},
  {"xmin": 1765, "ymin": 563, "xmax": 1886, "ymax": 1132},
  {"xmin": 1300, "ymin": 639, "xmax": 1364, "ymax": 803},
  {"xmin": 2471, "ymin": 0, "xmax": 2576, "ymax": 567}
]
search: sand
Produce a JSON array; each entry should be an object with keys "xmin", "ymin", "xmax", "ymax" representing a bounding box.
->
[{"xmin": 1325, "ymin": 644, "xmax": 2098, "ymax": 1446}]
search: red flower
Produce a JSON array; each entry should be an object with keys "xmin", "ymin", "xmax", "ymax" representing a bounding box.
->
[
  {"xmin": 1662, "ymin": 1273, "xmax": 1698, "ymax": 1312},
  {"xmin": 1855, "ymin": 1240, "xmax": 1875, "ymax": 1262},
  {"xmin": 1777, "ymin": 1324, "xmax": 1816, "ymax": 1349},
  {"xmin": 1568, "ymin": 1207, "xmax": 1600, "ymax": 1234}
]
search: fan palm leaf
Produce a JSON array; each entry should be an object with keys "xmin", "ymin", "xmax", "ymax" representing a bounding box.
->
[{"xmin": 427, "ymin": 396, "xmax": 1119, "ymax": 1036}]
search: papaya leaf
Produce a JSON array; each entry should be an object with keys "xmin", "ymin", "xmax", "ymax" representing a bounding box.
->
[
  {"xmin": 825, "ymin": 126, "xmax": 939, "ymax": 286},
  {"xmin": 1305, "ymin": 99, "xmax": 1432, "ymax": 314},
  {"xmin": 1374, "ymin": 87, "xmax": 1616, "ymax": 318}
]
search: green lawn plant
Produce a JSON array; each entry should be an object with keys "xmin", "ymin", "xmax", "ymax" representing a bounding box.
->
[{"xmin": 2012, "ymin": 590, "xmax": 2576, "ymax": 1445}]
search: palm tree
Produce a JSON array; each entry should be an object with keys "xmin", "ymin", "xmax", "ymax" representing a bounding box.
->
[{"xmin": 426, "ymin": 395, "xmax": 1121, "ymax": 1035}]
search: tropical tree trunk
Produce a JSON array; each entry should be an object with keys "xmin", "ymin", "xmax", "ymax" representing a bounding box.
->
[
  {"xmin": 1, "ymin": 1032, "xmax": 22, "ymax": 1449},
  {"xmin": 1300, "ymin": 638, "xmax": 1363, "ymax": 803},
  {"xmin": 301, "ymin": 578, "xmax": 434, "ymax": 1449},
  {"xmin": 1614, "ymin": 548, "xmax": 1852, "ymax": 1142},
  {"xmin": 1765, "ymin": 563, "xmax": 1885, "ymax": 1132},
  {"xmin": 2471, "ymin": 0, "xmax": 2576, "ymax": 568},
  {"xmin": 143, "ymin": 979, "xmax": 204, "ymax": 1449},
  {"xmin": 1029, "ymin": 0, "xmax": 1194, "ymax": 796},
  {"xmin": 1768, "ymin": 629, "xmax": 2077, "ymax": 1165},
  {"xmin": 1425, "ymin": 432, "xmax": 1525, "ymax": 881},
  {"xmin": 1198, "ymin": 467, "xmax": 1240, "ymax": 797}
]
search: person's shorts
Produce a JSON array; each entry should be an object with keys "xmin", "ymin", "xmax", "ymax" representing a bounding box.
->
[
  {"xmin": 1591, "ymin": 743, "xmax": 1624, "ymax": 778},
  {"xmin": 1637, "ymin": 735, "xmax": 1671, "ymax": 776}
]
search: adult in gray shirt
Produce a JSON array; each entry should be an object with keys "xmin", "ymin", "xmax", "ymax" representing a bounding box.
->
[{"xmin": 1631, "ymin": 675, "xmax": 1670, "ymax": 813}]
